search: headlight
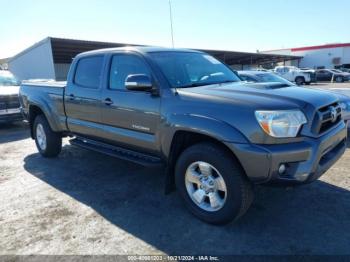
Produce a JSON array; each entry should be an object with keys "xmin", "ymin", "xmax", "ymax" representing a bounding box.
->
[
  {"xmin": 255, "ymin": 110, "xmax": 307, "ymax": 138},
  {"xmin": 339, "ymin": 101, "xmax": 350, "ymax": 112}
]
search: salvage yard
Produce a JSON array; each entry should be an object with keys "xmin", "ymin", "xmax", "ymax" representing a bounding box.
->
[{"xmin": 1, "ymin": 91, "xmax": 350, "ymax": 255}]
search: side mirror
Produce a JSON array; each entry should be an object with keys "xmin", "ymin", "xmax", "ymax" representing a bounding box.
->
[{"xmin": 125, "ymin": 74, "xmax": 153, "ymax": 91}]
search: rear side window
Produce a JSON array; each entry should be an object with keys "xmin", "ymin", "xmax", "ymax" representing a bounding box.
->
[
  {"xmin": 74, "ymin": 56, "xmax": 104, "ymax": 88},
  {"xmin": 109, "ymin": 54, "xmax": 150, "ymax": 90}
]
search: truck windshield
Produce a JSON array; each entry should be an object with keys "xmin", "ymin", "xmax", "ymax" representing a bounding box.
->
[
  {"xmin": 0, "ymin": 73, "xmax": 20, "ymax": 86},
  {"xmin": 149, "ymin": 52, "xmax": 241, "ymax": 88}
]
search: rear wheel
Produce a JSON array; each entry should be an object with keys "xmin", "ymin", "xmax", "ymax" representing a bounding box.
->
[
  {"xmin": 175, "ymin": 143, "xmax": 254, "ymax": 224},
  {"xmin": 295, "ymin": 76, "xmax": 305, "ymax": 86},
  {"xmin": 33, "ymin": 115, "xmax": 62, "ymax": 157}
]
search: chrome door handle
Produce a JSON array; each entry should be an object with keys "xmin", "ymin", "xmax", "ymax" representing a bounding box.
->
[
  {"xmin": 68, "ymin": 94, "xmax": 75, "ymax": 100},
  {"xmin": 104, "ymin": 98, "xmax": 113, "ymax": 105}
]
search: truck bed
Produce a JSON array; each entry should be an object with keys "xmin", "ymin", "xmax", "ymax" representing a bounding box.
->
[
  {"xmin": 22, "ymin": 80, "xmax": 67, "ymax": 88},
  {"xmin": 20, "ymin": 80, "xmax": 68, "ymax": 132}
]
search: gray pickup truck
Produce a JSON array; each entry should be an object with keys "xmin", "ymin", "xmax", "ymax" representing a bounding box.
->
[{"xmin": 19, "ymin": 47, "xmax": 347, "ymax": 224}]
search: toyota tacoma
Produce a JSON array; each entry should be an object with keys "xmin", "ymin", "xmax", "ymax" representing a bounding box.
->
[{"xmin": 19, "ymin": 47, "xmax": 347, "ymax": 224}]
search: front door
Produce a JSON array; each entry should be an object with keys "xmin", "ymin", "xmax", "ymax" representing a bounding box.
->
[
  {"xmin": 100, "ymin": 53, "xmax": 161, "ymax": 154},
  {"xmin": 317, "ymin": 70, "xmax": 332, "ymax": 81}
]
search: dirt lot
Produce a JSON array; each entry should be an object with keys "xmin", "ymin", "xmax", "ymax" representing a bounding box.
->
[{"xmin": 1, "ymin": 83, "xmax": 350, "ymax": 255}]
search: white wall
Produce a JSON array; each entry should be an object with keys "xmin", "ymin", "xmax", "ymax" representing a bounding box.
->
[
  {"xmin": 8, "ymin": 38, "xmax": 55, "ymax": 81},
  {"xmin": 294, "ymin": 47, "xmax": 345, "ymax": 69},
  {"xmin": 54, "ymin": 63, "xmax": 71, "ymax": 81},
  {"xmin": 343, "ymin": 47, "xmax": 350, "ymax": 65},
  {"xmin": 264, "ymin": 46, "xmax": 350, "ymax": 69}
]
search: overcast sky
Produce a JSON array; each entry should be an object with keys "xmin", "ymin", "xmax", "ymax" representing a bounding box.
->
[{"xmin": 1, "ymin": 0, "xmax": 350, "ymax": 58}]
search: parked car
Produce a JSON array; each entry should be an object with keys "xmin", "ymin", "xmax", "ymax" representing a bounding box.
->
[
  {"xmin": 316, "ymin": 69, "xmax": 349, "ymax": 82},
  {"xmin": 237, "ymin": 70, "xmax": 294, "ymax": 86},
  {"xmin": 334, "ymin": 65, "xmax": 350, "ymax": 73},
  {"xmin": 247, "ymin": 68, "xmax": 271, "ymax": 72},
  {"xmin": 273, "ymin": 66, "xmax": 312, "ymax": 85},
  {"xmin": 19, "ymin": 47, "xmax": 347, "ymax": 224},
  {"xmin": 0, "ymin": 71, "xmax": 22, "ymax": 123},
  {"xmin": 330, "ymin": 69, "xmax": 350, "ymax": 80}
]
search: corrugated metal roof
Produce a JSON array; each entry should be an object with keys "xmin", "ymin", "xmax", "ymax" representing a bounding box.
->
[{"xmin": 12, "ymin": 37, "xmax": 303, "ymax": 66}]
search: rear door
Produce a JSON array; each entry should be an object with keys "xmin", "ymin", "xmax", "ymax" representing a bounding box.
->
[
  {"xmin": 64, "ymin": 55, "xmax": 105, "ymax": 138},
  {"xmin": 100, "ymin": 52, "xmax": 161, "ymax": 154}
]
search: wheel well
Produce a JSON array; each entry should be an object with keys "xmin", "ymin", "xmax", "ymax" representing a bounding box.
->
[
  {"xmin": 28, "ymin": 105, "xmax": 44, "ymax": 138},
  {"xmin": 165, "ymin": 130, "xmax": 243, "ymax": 193}
]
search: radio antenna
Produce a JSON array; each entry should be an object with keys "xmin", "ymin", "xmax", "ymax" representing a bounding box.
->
[{"xmin": 169, "ymin": 0, "xmax": 175, "ymax": 48}]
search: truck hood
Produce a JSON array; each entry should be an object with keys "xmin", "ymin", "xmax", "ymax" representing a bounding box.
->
[
  {"xmin": 0, "ymin": 86, "xmax": 20, "ymax": 96},
  {"xmin": 176, "ymin": 82, "xmax": 338, "ymax": 110}
]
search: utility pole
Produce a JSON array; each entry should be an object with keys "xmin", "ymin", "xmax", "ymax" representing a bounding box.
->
[{"xmin": 169, "ymin": 0, "xmax": 175, "ymax": 48}]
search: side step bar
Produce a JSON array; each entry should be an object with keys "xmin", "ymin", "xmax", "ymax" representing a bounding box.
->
[{"xmin": 70, "ymin": 137, "xmax": 163, "ymax": 167}]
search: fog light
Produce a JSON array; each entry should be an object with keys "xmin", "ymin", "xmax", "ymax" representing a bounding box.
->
[
  {"xmin": 295, "ymin": 173, "xmax": 309, "ymax": 182},
  {"xmin": 278, "ymin": 164, "xmax": 286, "ymax": 174}
]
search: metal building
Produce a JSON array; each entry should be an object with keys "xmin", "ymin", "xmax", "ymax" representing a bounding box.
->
[
  {"xmin": 7, "ymin": 37, "xmax": 302, "ymax": 81},
  {"xmin": 263, "ymin": 43, "xmax": 350, "ymax": 70}
]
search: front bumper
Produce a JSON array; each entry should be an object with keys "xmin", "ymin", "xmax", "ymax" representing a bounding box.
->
[
  {"xmin": 226, "ymin": 121, "xmax": 347, "ymax": 185},
  {"xmin": 0, "ymin": 108, "xmax": 23, "ymax": 123}
]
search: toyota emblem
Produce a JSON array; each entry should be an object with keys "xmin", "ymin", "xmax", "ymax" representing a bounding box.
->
[{"xmin": 330, "ymin": 106, "xmax": 337, "ymax": 123}]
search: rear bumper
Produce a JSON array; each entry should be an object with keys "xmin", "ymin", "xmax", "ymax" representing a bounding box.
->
[{"xmin": 226, "ymin": 121, "xmax": 347, "ymax": 185}]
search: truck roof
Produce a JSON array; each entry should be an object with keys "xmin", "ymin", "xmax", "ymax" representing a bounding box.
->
[{"xmin": 77, "ymin": 46, "xmax": 203, "ymax": 58}]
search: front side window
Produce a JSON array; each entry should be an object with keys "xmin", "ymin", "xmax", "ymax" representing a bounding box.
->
[
  {"xmin": 74, "ymin": 56, "xmax": 104, "ymax": 88},
  {"xmin": 109, "ymin": 54, "xmax": 151, "ymax": 90},
  {"xmin": 149, "ymin": 52, "xmax": 240, "ymax": 88}
]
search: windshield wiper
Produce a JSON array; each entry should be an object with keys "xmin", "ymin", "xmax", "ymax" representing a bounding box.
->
[
  {"xmin": 177, "ymin": 80, "xmax": 237, "ymax": 89},
  {"xmin": 214, "ymin": 80, "xmax": 238, "ymax": 84},
  {"xmin": 176, "ymin": 83, "xmax": 213, "ymax": 88}
]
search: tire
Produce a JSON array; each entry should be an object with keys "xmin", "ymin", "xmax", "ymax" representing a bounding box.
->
[
  {"xmin": 305, "ymin": 82, "xmax": 311, "ymax": 85},
  {"xmin": 33, "ymin": 114, "xmax": 62, "ymax": 158},
  {"xmin": 335, "ymin": 76, "xmax": 344, "ymax": 83},
  {"xmin": 295, "ymin": 76, "xmax": 305, "ymax": 86},
  {"xmin": 175, "ymin": 142, "xmax": 254, "ymax": 224}
]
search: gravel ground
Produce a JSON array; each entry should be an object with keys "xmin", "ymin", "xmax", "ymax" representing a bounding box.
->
[{"xmin": 0, "ymin": 121, "xmax": 349, "ymax": 256}]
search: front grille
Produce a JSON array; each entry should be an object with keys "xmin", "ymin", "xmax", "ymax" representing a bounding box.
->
[
  {"xmin": 0, "ymin": 95, "xmax": 20, "ymax": 110},
  {"xmin": 312, "ymin": 102, "xmax": 342, "ymax": 135}
]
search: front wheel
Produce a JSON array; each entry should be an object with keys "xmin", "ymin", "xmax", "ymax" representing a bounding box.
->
[
  {"xmin": 33, "ymin": 115, "xmax": 62, "ymax": 157},
  {"xmin": 335, "ymin": 76, "xmax": 344, "ymax": 83},
  {"xmin": 295, "ymin": 76, "xmax": 305, "ymax": 86},
  {"xmin": 175, "ymin": 143, "xmax": 254, "ymax": 224}
]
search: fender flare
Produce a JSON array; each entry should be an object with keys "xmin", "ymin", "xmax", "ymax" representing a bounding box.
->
[
  {"xmin": 28, "ymin": 99, "xmax": 61, "ymax": 137},
  {"xmin": 160, "ymin": 113, "xmax": 248, "ymax": 158}
]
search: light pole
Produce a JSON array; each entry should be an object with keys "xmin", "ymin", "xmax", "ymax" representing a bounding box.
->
[{"xmin": 169, "ymin": 0, "xmax": 175, "ymax": 48}]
